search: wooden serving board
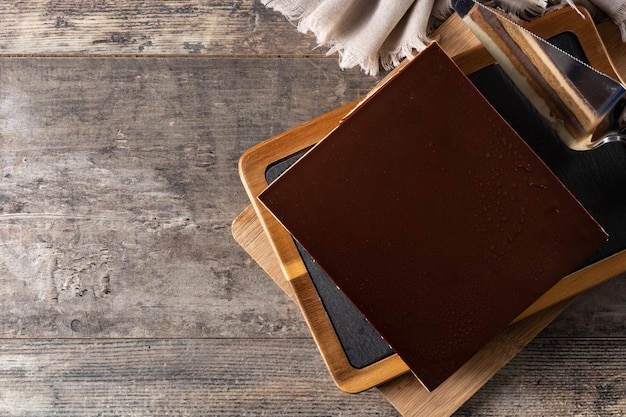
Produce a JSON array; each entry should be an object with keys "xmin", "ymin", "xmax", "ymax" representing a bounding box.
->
[
  {"xmin": 233, "ymin": 205, "xmax": 572, "ymax": 416},
  {"xmin": 233, "ymin": 7, "xmax": 626, "ymax": 415}
]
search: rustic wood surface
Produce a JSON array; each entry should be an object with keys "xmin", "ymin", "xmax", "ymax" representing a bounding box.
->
[
  {"xmin": 0, "ymin": 2, "xmax": 623, "ymax": 416},
  {"xmin": 0, "ymin": 1, "xmax": 320, "ymax": 57}
]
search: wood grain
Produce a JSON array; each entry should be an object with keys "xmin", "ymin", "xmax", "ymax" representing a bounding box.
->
[
  {"xmin": 0, "ymin": 338, "xmax": 622, "ymax": 416},
  {"xmin": 0, "ymin": 338, "xmax": 399, "ymax": 416},
  {"xmin": 0, "ymin": 0, "xmax": 319, "ymax": 56},
  {"xmin": 456, "ymin": 338, "xmax": 626, "ymax": 416},
  {"xmin": 598, "ymin": 20, "xmax": 626, "ymax": 81},
  {"xmin": 0, "ymin": 56, "xmax": 377, "ymax": 339}
]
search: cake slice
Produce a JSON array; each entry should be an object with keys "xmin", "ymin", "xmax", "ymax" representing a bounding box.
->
[{"xmin": 258, "ymin": 43, "xmax": 607, "ymax": 390}]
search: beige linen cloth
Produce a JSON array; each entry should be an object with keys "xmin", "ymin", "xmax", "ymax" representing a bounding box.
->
[{"xmin": 262, "ymin": 0, "xmax": 626, "ymax": 75}]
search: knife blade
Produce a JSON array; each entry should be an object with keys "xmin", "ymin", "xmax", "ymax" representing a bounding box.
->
[{"xmin": 451, "ymin": 0, "xmax": 626, "ymax": 150}]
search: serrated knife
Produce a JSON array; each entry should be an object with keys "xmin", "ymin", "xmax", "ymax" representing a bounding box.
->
[{"xmin": 451, "ymin": 0, "xmax": 626, "ymax": 150}]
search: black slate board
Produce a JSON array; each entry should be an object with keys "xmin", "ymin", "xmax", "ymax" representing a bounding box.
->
[{"xmin": 264, "ymin": 32, "xmax": 626, "ymax": 369}]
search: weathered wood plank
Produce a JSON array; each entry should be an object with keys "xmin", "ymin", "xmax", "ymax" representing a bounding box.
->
[
  {"xmin": 0, "ymin": 57, "xmax": 623, "ymax": 342},
  {"xmin": 0, "ymin": 1, "xmax": 321, "ymax": 56},
  {"xmin": 0, "ymin": 338, "xmax": 622, "ymax": 416},
  {"xmin": 0, "ymin": 338, "xmax": 399, "ymax": 416},
  {"xmin": 0, "ymin": 57, "xmax": 378, "ymax": 338},
  {"xmin": 541, "ymin": 277, "xmax": 626, "ymax": 338},
  {"xmin": 0, "ymin": 1, "xmax": 622, "ymax": 67},
  {"xmin": 457, "ymin": 338, "xmax": 626, "ymax": 416}
]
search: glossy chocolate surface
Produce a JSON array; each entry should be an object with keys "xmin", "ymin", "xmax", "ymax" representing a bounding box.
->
[{"xmin": 259, "ymin": 43, "xmax": 607, "ymax": 390}]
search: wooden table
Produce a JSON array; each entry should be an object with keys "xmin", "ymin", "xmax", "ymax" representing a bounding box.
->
[{"xmin": 0, "ymin": 2, "xmax": 623, "ymax": 415}]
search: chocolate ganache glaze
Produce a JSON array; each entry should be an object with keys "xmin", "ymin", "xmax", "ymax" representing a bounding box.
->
[{"xmin": 258, "ymin": 43, "xmax": 607, "ymax": 391}]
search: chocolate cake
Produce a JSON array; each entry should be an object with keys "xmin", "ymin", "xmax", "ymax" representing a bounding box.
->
[{"xmin": 258, "ymin": 43, "xmax": 607, "ymax": 390}]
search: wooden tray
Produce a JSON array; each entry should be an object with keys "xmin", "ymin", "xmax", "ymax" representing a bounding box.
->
[
  {"xmin": 233, "ymin": 7, "xmax": 626, "ymax": 412},
  {"xmin": 234, "ymin": 205, "xmax": 571, "ymax": 416}
]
